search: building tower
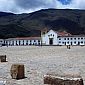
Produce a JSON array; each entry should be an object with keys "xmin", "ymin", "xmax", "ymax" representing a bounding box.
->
[{"xmin": 41, "ymin": 28, "xmax": 48, "ymax": 45}]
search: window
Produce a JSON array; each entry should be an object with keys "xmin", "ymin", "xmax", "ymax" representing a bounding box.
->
[
  {"xmin": 26, "ymin": 40, "xmax": 28, "ymax": 43},
  {"xmin": 81, "ymin": 41, "xmax": 83, "ymax": 43},
  {"xmin": 19, "ymin": 41, "xmax": 21, "ymax": 45},
  {"xmin": 26, "ymin": 40, "xmax": 28, "ymax": 45},
  {"xmin": 38, "ymin": 40, "xmax": 40, "ymax": 42},
  {"xmin": 70, "ymin": 38, "xmax": 72, "ymax": 40},
  {"xmin": 30, "ymin": 40, "xmax": 31, "ymax": 42},
  {"xmin": 23, "ymin": 40, "xmax": 24, "ymax": 45},
  {"xmin": 29, "ymin": 40, "xmax": 32, "ymax": 45},
  {"xmin": 67, "ymin": 38, "xmax": 69, "ymax": 40},
  {"xmin": 12, "ymin": 41, "xmax": 14, "ymax": 45},
  {"xmin": 81, "ymin": 38, "xmax": 83, "ymax": 39},
  {"xmin": 62, "ymin": 42, "xmax": 64, "ymax": 44},
  {"xmin": 74, "ymin": 38, "xmax": 76, "ymax": 40},
  {"xmin": 16, "ymin": 41, "xmax": 17, "ymax": 44},
  {"xmin": 23, "ymin": 40, "xmax": 24, "ymax": 43},
  {"xmin": 67, "ymin": 42, "xmax": 69, "ymax": 44},
  {"xmin": 59, "ymin": 38, "xmax": 61, "ymax": 40},
  {"xmin": 48, "ymin": 35, "xmax": 50, "ymax": 37},
  {"xmin": 64, "ymin": 38, "xmax": 66, "ymax": 40},
  {"xmin": 59, "ymin": 41, "xmax": 61, "ymax": 43},
  {"xmin": 16, "ymin": 41, "xmax": 18, "ymax": 45},
  {"xmin": 74, "ymin": 41, "xmax": 76, "ymax": 44},
  {"xmin": 78, "ymin": 38, "xmax": 80, "ymax": 40},
  {"xmin": 43, "ymin": 32, "xmax": 45, "ymax": 35},
  {"xmin": 6, "ymin": 41, "xmax": 7, "ymax": 44},
  {"xmin": 70, "ymin": 42, "xmax": 72, "ymax": 45}
]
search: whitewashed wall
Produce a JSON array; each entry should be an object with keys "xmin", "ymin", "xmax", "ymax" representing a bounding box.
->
[
  {"xmin": 5, "ymin": 39, "xmax": 41, "ymax": 46},
  {"xmin": 0, "ymin": 39, "xmax": 4, "ymax": 46},
  {"xmin": 42, "ymin": 30, "xmax": 85, "ymax": 46},
  {"xmin": 42, "ymin": 30, "xmax": 58, "ymax": 45},
  {"xmin": 58, "ymin": 37, "xmax": 85, "ymax": 45},
  {"xmin": 1, "ymin": 30, "xmax": 85, "ymax": 46}
]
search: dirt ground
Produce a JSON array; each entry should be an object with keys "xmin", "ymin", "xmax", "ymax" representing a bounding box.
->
[{"xmin": 0, "ymin": 46, "xmax": 85, "ymax": 85}]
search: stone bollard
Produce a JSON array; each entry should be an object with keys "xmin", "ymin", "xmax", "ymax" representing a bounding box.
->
[
  {"xmin": 44, "ymin": 74, "xmax": 84, "ymax": 85},
  {"xmin": 67, "ymin": 45, "xmax": 70, "ymax": 49},
  {"xmin": 0, "ymin": 55, "xmax": 6, "ymax": 62},
  {"xmin": 68, "ymin": 45, "xmax": 70, "ymax": 49},
  {"xmin": 67, "ymin": 45, "xmax": 68, "ymax": 49},
  {"xmin": 10, "ymin": 64, "xmax": 25, "ymax": 79}
]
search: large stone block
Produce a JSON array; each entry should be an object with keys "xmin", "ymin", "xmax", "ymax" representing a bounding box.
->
[
  {"xmin": 10, "ymin": 64, "xmax": 25, "ymax": 79},
  {"xmin": 44, "ymin": 74, "xmax": 84, "ymax": 85},
  {"xmin": 0, "ymin": 55, "xmax": 6, "ymax": 62}
]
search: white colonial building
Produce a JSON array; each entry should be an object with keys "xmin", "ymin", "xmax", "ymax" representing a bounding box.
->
[
  {"xmin": 41, "ymin": 29, "xmax": 58, "ymax": 45},
  {"xmin": 0, "ymin": 39, "xmax": 4, "ymax": 46},
  {"xmin": 0, "ymin": 29, "xmax": 85, "ymax": 46},
  {"xmin": 0, "ymin": 37, "xmax": 41, "ymax": 46},
  {"xmin": 41, "ymin": 29, "xmax": 85, "ymax": 46}
]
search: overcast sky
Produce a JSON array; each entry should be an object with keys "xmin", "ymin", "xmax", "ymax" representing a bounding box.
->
[{"xmin": 0, "ymin": 0, "xmax": 85, "ymax": 14}]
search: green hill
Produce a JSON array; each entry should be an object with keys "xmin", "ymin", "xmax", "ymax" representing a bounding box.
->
[{"xmin": 0, "ymin": 9, "xmax": 85, "ymax": 39}]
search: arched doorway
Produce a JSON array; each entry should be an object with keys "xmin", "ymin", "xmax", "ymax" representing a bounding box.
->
[
  {"xmin": 49, "ymin": 38, "xmax": 53, "ymax": 45},
  {"xmin": 78, "ymin": 42, "xmax": 80, "ymax": 45}
]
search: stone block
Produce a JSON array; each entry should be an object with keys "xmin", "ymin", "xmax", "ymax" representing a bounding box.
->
[
  {"xmin": 0, "ymin": 55, "xmax": 6, "ymax": 62},
  {"xmin": 10, "ymin": 64, "xmax": 25, "ymax": 79},
  {"xmin": 44, "ymin": 74, "xmax": 84, "ymax": 85}
]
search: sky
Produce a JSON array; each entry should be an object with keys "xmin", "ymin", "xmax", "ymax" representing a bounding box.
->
[{"xmin": 0, "ymin": 0, "xmax": 85, "ymax": 14}]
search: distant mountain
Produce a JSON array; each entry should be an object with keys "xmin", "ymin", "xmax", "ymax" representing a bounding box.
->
[
  {"xmin": 0, "ymin": 9, "xmax": 85, "ymax": 39},
  {"xmin": 0, "ymin": 12, "xmax": 15, "ymax": 17}
]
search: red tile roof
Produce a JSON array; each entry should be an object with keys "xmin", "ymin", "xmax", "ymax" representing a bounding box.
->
[
  {"xmin": 7, "ymin": 37, "xmax": 41, "ymax": 40},
  {"xmin": 57, "ymin": 31, "xmax": 72, "ymax": 36},
  {"xmin": 59, "ymin": 35, "xmax": 85, "ymax": 37}
]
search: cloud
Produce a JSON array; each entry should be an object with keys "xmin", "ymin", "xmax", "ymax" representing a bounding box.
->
[
  {"xmin": 69, "ymin": 0, "xmax": 85, "ymax": 9},
  {"xmin": 14, "ymin": 0, "xmax": 85, "ymax": 13},
  {"xmin": 14, "ymin": 0, "xmax": 56, "ymax": 9},
  {"xmin": 56, "ymin": 0, "xmax": 85, "ymax": 9},
  {"xmin": 0, "ymin": 0, "xmax": 85, "ymax": 13},
  {"xmin": 14, "ymin": 0, "xmax": 57, "ymax": 13},
  {"xmin": 57, "ymin": 0, "xmax": 71, "ymax": 5},
  {"xmin": 0, "ymin": 0, "xmax": 16, "ymax": 12}
]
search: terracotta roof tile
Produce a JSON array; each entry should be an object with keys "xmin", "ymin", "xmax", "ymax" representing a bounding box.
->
[
  {"xmin": 57, "ymin": 31, "xmax": 72, "ymax": 36},
  {"xmin": 7, "ymin": 37, "xmax": 41, "ymax": 40}
]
